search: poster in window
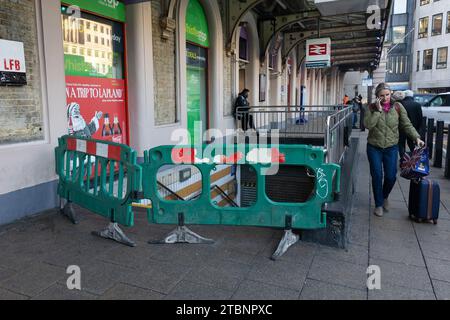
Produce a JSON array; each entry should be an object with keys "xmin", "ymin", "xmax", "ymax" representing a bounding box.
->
[{"xmin": 62, "ymin": 5, "xmax": 127, "ymax": 144}]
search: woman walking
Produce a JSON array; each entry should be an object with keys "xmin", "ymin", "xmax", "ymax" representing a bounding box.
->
[{"xmin": 364, "ymin": 83, "xmax": 425, "ymax": 217}]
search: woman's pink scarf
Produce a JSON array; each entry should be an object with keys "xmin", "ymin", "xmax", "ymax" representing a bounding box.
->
[{"xmin": 382, "ymin": 102, "xmax": 391, "ymax": 113}]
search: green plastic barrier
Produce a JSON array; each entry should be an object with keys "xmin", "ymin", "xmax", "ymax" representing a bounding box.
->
[
  {"xmin": 55, "ymin": 135, "xmax": 142, "ymax": 227},
  {"xmin": 142, "ymin": 144, "xmax": 340, "ymax": 230}
]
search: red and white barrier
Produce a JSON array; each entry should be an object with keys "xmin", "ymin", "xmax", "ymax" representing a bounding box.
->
[{"xmin": 67, "ymin": 138, "xmax": 122, "ymax": 161}]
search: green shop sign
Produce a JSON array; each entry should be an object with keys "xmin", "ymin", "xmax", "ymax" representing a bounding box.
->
[
  {"xmin": 186, "ymin": 0, "xmax": 209, "ymax": 47},
  {"xmin": 62, "ymin": 0, "xmax": 126, "ymax": 22}
]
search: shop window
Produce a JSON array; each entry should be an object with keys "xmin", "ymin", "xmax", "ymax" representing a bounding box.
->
[
  {"xmin": 437, "ymin": 47, "xmax": 448, "ymax": 69},
  {"xmin": 432, "ymin": 14, "xmax": 443, "ymax": 36},
  {"xmin": 419, "ymin": 17, "xmax": 429, "ymax": 38},
  {"xmin": 393, "ymin": 26, "xmax": 406, "ymax": 43},
  {"xmin": 423, "ymin": 49, "xmax": 433, "ymax": 70}
]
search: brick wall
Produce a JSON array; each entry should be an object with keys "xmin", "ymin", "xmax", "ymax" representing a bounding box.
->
[
  {"xmin": 0, "ymin": 0, "xmax": 44, "ymax": 145},
  {"xmin": 151, "ymin": 1, "xmax": 177, "ymax": 126}
]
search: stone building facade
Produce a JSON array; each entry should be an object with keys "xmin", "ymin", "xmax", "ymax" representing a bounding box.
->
[
  {"xmin": 0, "ymin": 0, "xmax": 44, "ymax": 144},
  {"xmin": 0, "ymin": 0, "xmax": 349, "ymax": 225}
]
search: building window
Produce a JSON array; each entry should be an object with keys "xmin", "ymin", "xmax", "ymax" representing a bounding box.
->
[
  {"xmin": 420, "ymin": 0, "xmax": 430, "ymax": 5},
  {"xmin": 419, "ymin": 17, "xmax": 429, "ymax": 38},
  {"xmin": 238, "ymin": 27, "xmax": 249, "ymax": 61},
  {"xmin": 393, "ymin": 26, "xmax": 406, "ymax": 43},
  {"xmin": 447, "ymin": 12, "xmax": 450, "ymax": 33},
  {"xmin": 417, "ymin": 51, "xmax": 420, "ymax": 71},
  {"xmin": 393, "ymin": 0, "xmax": 407, "ymax": 14},
  {"xmin": 432, "ymin": 14, "xmax": 443, "ymax": 36},
  {"xmin": 437, "ymin": 47, "xmax": 448, "ymax": 69},
  {"xmin": 423, "ymin": 49, "xmax": 433, "ymax": 70}
]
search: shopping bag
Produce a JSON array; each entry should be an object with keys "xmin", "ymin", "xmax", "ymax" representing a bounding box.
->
[{"xmin": 400, "ymin": 147, "xmax": 430, "ymax": 180}]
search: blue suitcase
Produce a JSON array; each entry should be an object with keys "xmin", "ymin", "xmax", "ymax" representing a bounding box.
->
[{"xmin": 408, "ymin": 179, "xmax": 440, "ymax": 224}]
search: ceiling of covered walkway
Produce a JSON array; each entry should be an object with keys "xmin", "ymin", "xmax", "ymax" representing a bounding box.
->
[{"xmin": 228, "ymin": 0, "xmax": 392, "ymax": 72}]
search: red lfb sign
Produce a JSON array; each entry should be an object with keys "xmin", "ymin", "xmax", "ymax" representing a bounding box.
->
[
  {"xmin": 3, "ymin": 59, "xmax": 22, "ymax": 71},
  {"xmin": 308, "ymin": 44, "xmax": 328, "ymax": 56}
]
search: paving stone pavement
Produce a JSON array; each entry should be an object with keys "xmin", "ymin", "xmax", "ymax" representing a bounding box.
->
[{"xmin": 1, "ymin": 131, "xmax": 450, "ymax": 300}]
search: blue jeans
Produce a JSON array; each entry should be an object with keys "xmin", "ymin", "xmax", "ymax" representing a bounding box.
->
[
  {"xmin": 367, "ymin": 144, "xmax": 399, "ymax": 208},
  {"xmin": 353, "ymin": 112, "xmax": 358, "ymax": 127}
]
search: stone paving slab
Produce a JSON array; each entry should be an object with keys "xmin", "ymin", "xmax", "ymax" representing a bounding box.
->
[
  {"xmin": 1, "ymin": 131, "xmax": 450, "ymax": 300},
  {"xmin": 433, "ymin": 280, "xmax": 450, "ymax": 300},
  {"xmin": 369, "ymin": 258, "xmax": 434, "ymax": 292},
  {"xmin": 231, "ymin": 280, "xmax": 300, "ymax": 300},
  {"xmin": 100, "ymin": 283, "xmax": 165, "ymax": 300},
  {"xmin": 299, "ymin": 279, "xmax": 366, "ymax": 300},
  {"xmin": 368, "ymin": 283, "xmax": 436, "ymax": 300}
]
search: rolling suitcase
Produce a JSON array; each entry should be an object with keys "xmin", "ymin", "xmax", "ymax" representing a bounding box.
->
[{"xmin": 408, "ymin": 179, "xmax": 440, "ymax": 224}]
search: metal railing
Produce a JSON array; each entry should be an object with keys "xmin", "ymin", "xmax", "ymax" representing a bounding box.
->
[
  {"xmin": 236, "ymin": 105, "xmax": 343, "ymax": 137},
  {"xmin": 325, "ymin": 107, "xmax": 353, "ymax": 164},
  {"xmin": 236, "ymin": 105, "xmax": 353, "ymax": 164}
]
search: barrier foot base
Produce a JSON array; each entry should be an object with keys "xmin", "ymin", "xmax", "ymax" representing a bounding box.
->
[
  {"xmin": 92, "ymin": 223, "xmax": 136, "ymax": 247},
  {"xmin": 271, "ymin": 216, "xmax": 299, "ymax": 261},
  {"xmin": 149, "ymin": 226, "xmax": 215, "ymax": 245},
  {"xmin": 61, "ymin": 201, "xmax": 79, "ymax": 225},
  {"xmin": 271, "ymin": 229, "xmax": 299, "ymax": 261}
]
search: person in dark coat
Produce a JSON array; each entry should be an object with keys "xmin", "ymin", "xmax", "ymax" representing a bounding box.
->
[
  {"xmin": 399, "ymin": 90, "xmax": 424, "ymax": 159},
  {"xmin": 233, "ymin": 89, "xmax": 254, "ymax": 131}
]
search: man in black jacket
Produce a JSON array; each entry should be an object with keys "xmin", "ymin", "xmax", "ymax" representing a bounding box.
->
[
  {"xmin": 399, "ymin": 90, "xmax": 423, "ymax": 159},
  {"xmin": 233, "ymin": 89, "xmax": 254, "ymax": 131}
]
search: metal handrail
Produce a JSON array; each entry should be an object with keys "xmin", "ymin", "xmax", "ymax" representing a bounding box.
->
[
  {"xmin": 236, "ymin": 105, "xmax": 353, "ymax": 165},
  {"xmin": 325, "ymin": 107, "xmax": 353, "ymax": 164},
  {"xmin": 236, "ymin": 105, "xmax": 344, "ymax": 136}
]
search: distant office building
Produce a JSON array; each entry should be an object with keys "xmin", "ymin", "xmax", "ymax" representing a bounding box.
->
[
  {"xmin": 411, "ymin": 0, "xmax": 450, "ymax": 93},
  {"xmin": 384, "ymin": 0, "xmax": 416, "ymax": 91}
]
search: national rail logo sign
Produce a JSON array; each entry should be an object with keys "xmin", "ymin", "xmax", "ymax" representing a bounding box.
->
[
  {"xmin": 306, "ymin": 38, "xmax": 331, "ymax": 69},
  {"xmin": 308, "ymin": 44, "xmax": 328, "ymax": 56}
]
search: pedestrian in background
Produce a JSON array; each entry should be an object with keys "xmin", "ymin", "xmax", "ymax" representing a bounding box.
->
[
  {"xmin": 352, "ymin": 95, "xmax": 362, "ymax": 129},
  {"xmin": 233, "ymin": 89, "xmax": 254, "ymax": 131},
  {"xmin": 364, "ymin": 83, "xmax": 425, "ymax": 217},
  {"xmin": 343, "ymin": 94, "xmax": 350, "ymax": 106},
  {"xmin": 399, "ymin": 90, "xmax": 424, "ymax": 160}
]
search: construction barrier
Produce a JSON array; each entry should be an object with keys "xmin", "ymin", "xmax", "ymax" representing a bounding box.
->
[
  {"xmin": 55, "ymin": 135, "xmax": 142, "ymax": 227},
  {"xmin": 142, "ymin": 144, "xmax": 341, "ymax": 230}
]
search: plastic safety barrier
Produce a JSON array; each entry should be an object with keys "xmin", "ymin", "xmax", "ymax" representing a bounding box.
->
[
  {"xmin": 55, "ymin": 135, "xmax": 142, "ymax": 227},
  {"xmin": 142, "ymin": 144, "xmax": 341, "ymax": 230}
]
